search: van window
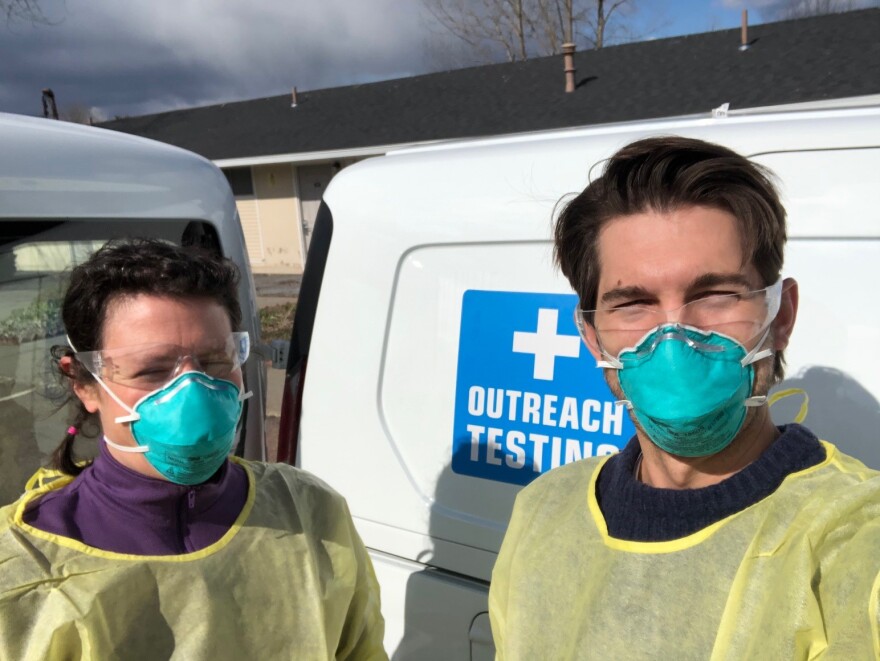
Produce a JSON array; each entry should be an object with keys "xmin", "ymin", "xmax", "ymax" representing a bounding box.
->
[
  {"xmin": 752, "ymin": 147, "xmax": 880, "ymax": 237},
  {"xmin": 0, "ymin": 219, "xmax": 218, "ymax": 505}
]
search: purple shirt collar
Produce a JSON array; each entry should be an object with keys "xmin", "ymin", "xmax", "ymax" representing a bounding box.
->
[
  {"xmin": 91, "ymin": 439, "xmax": 234, "ymax": 516},
  {"xmin": 23, "ymin": 439, "xmax": 249, "ymax": 555}
]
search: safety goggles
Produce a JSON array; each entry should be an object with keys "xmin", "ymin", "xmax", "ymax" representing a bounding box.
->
[
  {"xmin": 576, "ymin": 280, "xmax": 783, "ymax": 359},
  {"xmin": 73, "ymin": 331, "xmax": 250, "ymax": 390}
]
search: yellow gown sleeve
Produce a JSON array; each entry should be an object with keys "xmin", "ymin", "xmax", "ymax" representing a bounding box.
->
[
  {"xmin": 488, "ymin": 508, "xmax": 517, "ymax": 661},
  {"xmin": 489, "ymin": 524, "xmax": 516, "ymax": 661},
  {"xmin": 489, "ymin": 479, "xmax": 550, "ymax": 661},
  {"xmin": 816, "ymin": 512, "xmax": 880, "ymax": 660},
  {"xmin": 335, "ymin": 500, "xmax": 388, "ymax": 661}
]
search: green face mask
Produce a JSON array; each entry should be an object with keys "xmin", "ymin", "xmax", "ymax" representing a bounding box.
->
[{"xmin": 601, "ymin": 325, "xmax": 774, "ymax": 457}]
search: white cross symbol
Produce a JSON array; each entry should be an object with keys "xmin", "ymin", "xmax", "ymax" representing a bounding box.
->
[{"xmin": 512, "ymin": 308, "xmax": 581, "ymax": 381}]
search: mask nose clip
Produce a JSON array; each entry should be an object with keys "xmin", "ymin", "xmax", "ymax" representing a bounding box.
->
[{"xmin": 655, "ymin": 324, "xmax": 726, "ymax": 353}]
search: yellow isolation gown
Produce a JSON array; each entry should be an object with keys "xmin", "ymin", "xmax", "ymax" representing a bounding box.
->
[
  {"xmin": 489, "ymin": 441, "xmax": 880, "ymax": 660},
  {"xmin": 0, "ymin": 459, "xmax": 387, "ymax": 660}
]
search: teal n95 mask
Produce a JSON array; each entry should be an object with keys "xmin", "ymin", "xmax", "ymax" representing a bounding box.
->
[
  {"xmin": 69, "ymin": 336, "xmax": 251, "ymax": 485},
  {"xmin": 101, "ymin": 371, "xmax": 248, "ymax": 485},
  {"xmin": 601, "ymin": 324, "xmax": 773, "ymax": 457},
  {"xmin": 578, "ymin": 280, "xmax": 783, "ymax": 457}
]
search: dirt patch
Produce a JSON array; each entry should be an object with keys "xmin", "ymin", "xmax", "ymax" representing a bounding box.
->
[{"xmin": 259, "ymin": 302, "xmax": 296, "ymax": 342}]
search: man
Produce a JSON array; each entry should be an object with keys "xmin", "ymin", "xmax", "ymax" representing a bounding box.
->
[{"xmin": 488, "ymin": 136, "xmax": 880, "ymax": 659}]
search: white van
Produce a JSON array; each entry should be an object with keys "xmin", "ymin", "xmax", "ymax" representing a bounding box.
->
[
  {"xmin": 0, "ymin": 113, "xmax": 267, "ymax": 506},
  {"xmin": 279, "ymin": 97, "xmax": 880, "ymax": 659}
]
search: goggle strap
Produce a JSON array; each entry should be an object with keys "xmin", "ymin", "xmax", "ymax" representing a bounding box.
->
[
  {"xmin": 67, "ymin": 336, "xmax": 142, "ymax": 424},
  {"xmin": 90, "ymin": 373, "xmax": 141, "ymax": 424},
  {"xmin": 766, "ymin": 279, "xmax": 784, "ymax": 320},
  {"xmin": 103, "ymin": 435, "xmax": 150, "ymax": 454},
  {"xmin": 89, "ymin": 375, "xmax": 141, "ymax": 423}
]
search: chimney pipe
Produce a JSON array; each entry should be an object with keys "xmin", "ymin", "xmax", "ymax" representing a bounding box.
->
[
  {"xmin": 739, "ymin": 9, "xmax": 749, "ymax": 51},
  {"xmin": 291, "ymin": 87, "xmax": 298, "ymax": 108},
  {"xmin": 562, "ymin": 43, "xmax": 576, "ymax": 93},
  {"xmin": 41, "ymin": 88, "xmax": 58, "ymax": 120}
]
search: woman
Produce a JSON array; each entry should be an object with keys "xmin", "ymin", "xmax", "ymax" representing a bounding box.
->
[{"xmin": 0, "ymin": 239, "xmax": 386, "ymax": 660}]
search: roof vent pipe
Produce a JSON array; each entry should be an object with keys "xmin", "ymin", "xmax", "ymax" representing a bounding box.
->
[
  {"xmin": 291, "ymin": 87, "xmax": 298, "ymax": 108},
  {"xmin": 41, "ymin": 88, "xmax": 58, "ymax": 120},
  {"xmin": 563, "ymin": 42, "xmax": 576, "ymax": 93},
  {"xmin": 739, "ymin": 9, "xmax": 749, "ymax": 51}
]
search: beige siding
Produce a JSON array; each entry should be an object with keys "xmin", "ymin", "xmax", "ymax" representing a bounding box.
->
[
  {"xmin": 250, "ymin": 164, "xmax": 304, "ymax": 274},
  {"xmin": 228, "ymin": 158, "xmax": 372, "ymax": 275},
  {"xmin": 235, "ymin": 198, "xmax": 264, "ymax": 264}
]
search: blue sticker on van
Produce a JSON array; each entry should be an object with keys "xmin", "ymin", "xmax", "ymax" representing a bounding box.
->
[{"xmin": 452, "ymin": 290, "xmax": 635, "ymax": 485}]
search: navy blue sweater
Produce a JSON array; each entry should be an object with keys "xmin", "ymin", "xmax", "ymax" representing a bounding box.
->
[{"xmin": 596, "ymin": 424, "xmax": 826, "ymax": 542}]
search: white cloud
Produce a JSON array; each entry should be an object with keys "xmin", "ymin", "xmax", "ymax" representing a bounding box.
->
[{"xmin": 4, "ymin": 0, "xmax": 874, "ymax": 118}]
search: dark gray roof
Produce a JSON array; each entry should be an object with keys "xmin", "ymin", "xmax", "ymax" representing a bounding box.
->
[{"xmin": 101, "ymin": 9, "xmax": 880, "ymax": 161}]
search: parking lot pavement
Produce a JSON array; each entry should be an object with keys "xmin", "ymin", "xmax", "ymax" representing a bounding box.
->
[
  {"xmin": 265, "ymin": 415, "xmax": 280, "ymax": 462},
  {"xmin": 266, "ymin": 366, "xmax": 285, "ymax": 417},
  {"xmin": 254, "ymin": 273, "xmax": 302, "ymax": 300},
  {"xmin": 262, "ymin": 368, "xmax": 286, "ymax": 462}
]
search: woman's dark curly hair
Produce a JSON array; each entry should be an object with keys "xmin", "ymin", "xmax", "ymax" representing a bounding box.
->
[{"xmin": 52, "ymin": 238, "xmax": 242, "ymax": 475}]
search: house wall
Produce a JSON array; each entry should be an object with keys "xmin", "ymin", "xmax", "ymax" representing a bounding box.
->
[
  {"xmin": 231, "ymin": 158, "xmax": 370, "ymax": 275},
  {"xmin": 242, "ymin": 164, "xmax": 303, "ymax": 275}
]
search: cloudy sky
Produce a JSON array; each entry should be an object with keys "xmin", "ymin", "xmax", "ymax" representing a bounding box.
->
[{"xmin": 1, "ymin": 0, "xmax": 875, "ymax": 120}]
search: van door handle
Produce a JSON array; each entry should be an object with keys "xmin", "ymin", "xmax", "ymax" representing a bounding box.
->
[{"xmin": 469, "ymin": 612, "xmax": 495, "ymax": 661}]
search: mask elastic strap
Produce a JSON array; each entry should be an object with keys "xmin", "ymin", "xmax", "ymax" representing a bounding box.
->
[
  {"xmin": 615, "ymin": 399, "xmax": 632, "ymax": 410},
  {"xmin": 240, "ymin": 390, "xmax": 253, "ymax": 402},
  {"xmin": 67, "ymin": 336, "xmax": 141, "ymax": 424},
  {"xmin": 104, "ymin": 435, "xmax": 149, "ymax": 454},
  {"xmin": 741, "ymin": 326, "xmax": 775, "ymax": 367},
  {"xmin": 768, "ymin": 387, "xmax": 810, "ymax": 423},
  {"xmin": 596, "ymin": 357, "xmax": 622, "ymax": 370}
]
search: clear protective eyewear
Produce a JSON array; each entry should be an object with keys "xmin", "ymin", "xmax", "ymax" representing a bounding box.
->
[
  {"xmin": 576, "ymin": 280, "xmax": 783, "ymax": 359},
  {"xmin": 74, "ymin": 331, "xmax": 250, "ymax": 390}
]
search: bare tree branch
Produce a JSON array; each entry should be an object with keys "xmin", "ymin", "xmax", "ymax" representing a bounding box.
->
[
  {"xmin": 427, "ymin": 0, "xmax": 538, "ymax": 61},
  {"xmin": 423, "ymin": 0, "xmax": 649, "ymax": 64},
  {"xmin": 1, "ymin": 0, "xmax": 54, "ymax": 27},
  {"xmin": 62, "ymin": 105, "xmax": 89, "ymax": 125},
  {"xmin": 584, "ymin": 0, "xmax": 633, "ymax": 49}
]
